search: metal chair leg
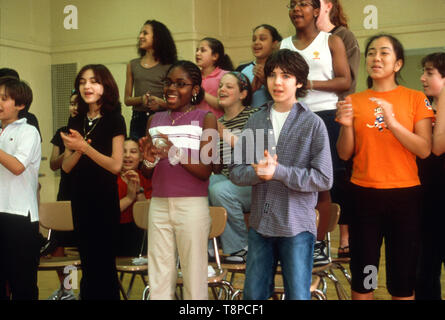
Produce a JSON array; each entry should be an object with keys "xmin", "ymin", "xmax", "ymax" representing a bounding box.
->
[
  {"xmin": 324, "ymin": 270, "xmax": 349, "ymax": 300},
  {"xmin": 125, "ymin": 273, "xmax": 137, "ymax": 298},
  {"xmin": 142, "ymin": 285, "xmax": 150, "ymax": 300}
]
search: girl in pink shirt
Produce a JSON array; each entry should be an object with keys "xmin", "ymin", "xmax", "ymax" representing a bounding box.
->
[{"xmin": 195, "ymin": 37, "xmax": 234, "ymax": 119}]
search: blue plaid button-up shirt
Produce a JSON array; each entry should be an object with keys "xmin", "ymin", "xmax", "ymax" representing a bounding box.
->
[{"xmin": 229, "ymin": 101, "xmax": 333, "ymax": 238}]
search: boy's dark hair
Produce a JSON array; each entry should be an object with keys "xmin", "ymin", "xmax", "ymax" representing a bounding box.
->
[
  {"xmin": 225, "ymin": 72, "xmax": 253, "ymax": 106},
  {"xmin": 422, "ymin": 52, "xmax": 445, "ymax": 78},
  {"xmin": 0, "ymin": 68, "xmax": 20, "ymax": 79},
  {"xmin": 74, "ymin": 64, "xmax": 122, "ymax": 116},
  {"xmin": 201, "ymin": 37, "xmax": 234, "ymax": 71},
  {"xmin": 253, "ymin": 24, "xmax": 283, "ymax": 42},
  {"xmin": 264, "ymin": 49, "xmax": 309, "ymax": 98},
  {"xmin": 0, "ymin": 77, "xmax": 33, "ymax": 118},
  {"xmin": 138, "ymin": 20, "xmax": 178, "ymax": 65},
  {"xmin": 364, "ymin": 34, "xmax": 405, "ymax": 89},
  {"xmin": 166, "ymin": 61, "xmax": 205, "ymax": 105}
]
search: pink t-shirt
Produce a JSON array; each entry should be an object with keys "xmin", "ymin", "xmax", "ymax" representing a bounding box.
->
[
  {"xmin": 196, "ymin": 67, "xmax": 228, "ymax": 119},
  {"xmin": 148, "ymin": 109, "xmax": 210, "ymax": 197}
]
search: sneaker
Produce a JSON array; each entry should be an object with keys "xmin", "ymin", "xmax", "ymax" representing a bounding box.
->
[
  {"xmin": 47, "ymin": 288, "xmax": 76, "ymax": 300},
  {"xmin": 224, "ymin": 249, "xmax": 247, "ymax": 264},
  {"xmin": 313, "ymin": 240, "xmax": 330, "ymax": 267}
]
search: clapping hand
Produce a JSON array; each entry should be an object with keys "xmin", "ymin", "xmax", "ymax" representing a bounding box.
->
[
  {"xmin": 138, "ymin": 135, "xmax": 157, "ymax": 163},
  {"xmin": 60, "ymin": 129, "xmax": 90, "ymax": 153},
  {"xmin": 252, "ymin": 150, "xmax": 278, "ymax": 181},
  {"xmin": 335, "ymin": 96, "xmax": 354, "ymax": 127},
  {"xmin": 124, "ymin": 169, "xmax": 141, "ymax": 200},
  {"xmin": 369, "ymin": 97, "xmax": 396, "ymax": 127},
  {"xmin": 152, "ymin": 133, "xmax": 174, "ymax": 160}
]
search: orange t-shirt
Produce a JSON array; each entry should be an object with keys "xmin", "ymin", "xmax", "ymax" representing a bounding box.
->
[{"xmin": 349, "ymin": 86, "xmax": 434, "ymax": 189}]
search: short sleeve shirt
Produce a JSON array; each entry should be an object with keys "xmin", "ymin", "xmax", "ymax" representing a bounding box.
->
[{"xmin": 350, "ymin": 86, "xmax": 434, "ymax": 189}]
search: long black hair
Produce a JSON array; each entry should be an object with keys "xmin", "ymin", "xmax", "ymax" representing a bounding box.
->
[
  {"xmin": 137, "ymin": 20, "xmax": 177, "ymax": 65},
  {"xmin": 364, "ymin": 34, "xmax": 405, "ymax": 89}
]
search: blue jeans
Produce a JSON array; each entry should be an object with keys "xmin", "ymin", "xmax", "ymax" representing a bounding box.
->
[
  {"xmin": 243, "ymin": 228, "xmax": 315, "ymax": 300},
  {"xmin": 208, "ymin": 174, "xmax": 251, "ymax": 254}
]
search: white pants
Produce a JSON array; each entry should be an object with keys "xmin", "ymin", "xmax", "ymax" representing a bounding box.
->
[{"xmin": 148, "ymin": 197, "xmax": 211, "ymax": 300}]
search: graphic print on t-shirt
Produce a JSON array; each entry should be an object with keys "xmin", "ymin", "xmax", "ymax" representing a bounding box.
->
[{"xmin": 366, "ymin": 106, "xmax": 386, "ymax": 132}]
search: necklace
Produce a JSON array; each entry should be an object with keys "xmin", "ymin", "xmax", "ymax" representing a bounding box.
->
[
  {"xmin": 168, "ymin": 106, "xmax": 194, "ymax": 125},
  {"xmin": 83, "ymin": 116, "xmax": 101, "ymax": 141},
  {"xmin": 87, "ymin": 114, "xmax": 101, "ymax": 126}
]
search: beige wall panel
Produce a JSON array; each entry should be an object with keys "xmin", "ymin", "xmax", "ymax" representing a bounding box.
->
[
  {"xmin": 0, "ymin": 0, "xmax": 52, "ymax": 47},
  {"xmin": 194, "ymin": 0, "xmax": 222, "ymax": 36},
  {"xmin": 50, "ymin": 0, "xmax": 194, "ymax": 46}
]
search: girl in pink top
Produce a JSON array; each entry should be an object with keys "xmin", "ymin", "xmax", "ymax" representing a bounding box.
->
[
  {"xmin": 195, "ymin": 37, "xmax": 234, "ymax": 119},
  {"xmin": 140, "ymin": 60, "xmax": 217, "ymax": 300}
]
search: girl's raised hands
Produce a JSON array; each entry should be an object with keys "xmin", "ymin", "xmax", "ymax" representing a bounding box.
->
[
  {"xmin": 336, "ymin": 96, "xmax": 354, "ymax": 127},
  {"xmin": 60, "ymin": 129, "xmax": 90, "ymax": 153},
  {"xmin": 138, "ymin": 135, "xmax": 157, "ymax": 163}
]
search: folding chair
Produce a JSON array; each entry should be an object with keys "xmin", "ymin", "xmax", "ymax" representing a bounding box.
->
[
  {"xmin": 176, "ymin": 206, "xmax": 235, "ymax": 300},
  {"xmin": 213, "ymin": 212, "xmax": 250, "ymax": 300},
  {"xmin": 38, "ymin": 201, "xmax": 81, "ymax": 298},
  {"xmin": 312, "ymin": 203, "xmax": 349, "ymax": 300},
  {"xmin": 115, "ymin": 200, "xmax": 150, "ymax": 300}
]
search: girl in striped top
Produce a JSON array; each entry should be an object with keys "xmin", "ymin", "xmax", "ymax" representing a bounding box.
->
[{"xmin": 209, "ymin": 72, "xmax": 258, "ymax": 263}]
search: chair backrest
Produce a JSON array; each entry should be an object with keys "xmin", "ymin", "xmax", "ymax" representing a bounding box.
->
[
  {"xmin": 327, "ymin": 203, "xmax": 341, "ymax": 233},
  {"xmin": 133, "ymin": 200, "xmax": 150, "ymax": 230},
  {"xmin": 209, "ymin": 206, "xmax": 227, "ymax": 239},
  {"xmin": 39, "ymin": 201, "xmax": 74, "ymax": 231}
]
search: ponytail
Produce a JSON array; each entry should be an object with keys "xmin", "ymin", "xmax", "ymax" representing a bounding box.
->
[
  {"xmin": 201, "ymin": 37, "xmax": 234, "ymax": 71},
  {"xmin": 219, "ymin": 54, "xmax": 234, "ymax": 71}
]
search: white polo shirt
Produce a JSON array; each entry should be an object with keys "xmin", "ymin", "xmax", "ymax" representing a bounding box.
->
[{"xmin": 0, "ymin": 118, "xmax": 41, "ymax": 222}]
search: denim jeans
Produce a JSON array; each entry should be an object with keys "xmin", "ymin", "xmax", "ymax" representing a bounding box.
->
[
  {"xmin": 208, "ymin": 174, "xmax": 251, "ymax": 254},
  {"xmin": 243, "ymin": 228, "xmax": 315, "ymax": 300}
]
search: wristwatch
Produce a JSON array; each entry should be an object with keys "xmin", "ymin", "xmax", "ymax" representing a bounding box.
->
[{"xmin": 136, "ymin": 187, "xmax": 145, "ymax": 195}]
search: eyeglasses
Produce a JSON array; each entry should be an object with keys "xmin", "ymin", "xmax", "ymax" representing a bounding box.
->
[
  {"xmin": 162, "ymin": 79, "xmax": 194, "ymax": 89},
  {"xmin": 287, "ymin": 1, "xmax": 313, "ymax": 10}
]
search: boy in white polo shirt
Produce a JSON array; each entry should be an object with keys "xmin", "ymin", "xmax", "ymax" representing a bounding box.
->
[{"xmin": 0, "ymin": 76, "xmax": 41, "ymax": 300}]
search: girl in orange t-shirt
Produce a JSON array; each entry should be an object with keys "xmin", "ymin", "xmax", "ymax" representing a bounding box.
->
[{"xmin": 336, "ymin": 34, "xmax": 434, "ymax": 301}]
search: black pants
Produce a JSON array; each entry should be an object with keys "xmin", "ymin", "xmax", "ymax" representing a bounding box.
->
[
  {"xmin": 349, "ymin": 185, "xmax": 421, "ymax": 297},
  {"xmin": 0, "ymin": 213, "xmax": 40, "ymax": 300},
  {"xmin": 71, "ymin": 195, "xmax": 121, "ymax": 300},
  {"xmin": 415, "ymin": 183, "xmax": 445, "ymax": 300},
  {"xmin": 130, "ymin": 110, "xmax": 149, "ymax": 140}
]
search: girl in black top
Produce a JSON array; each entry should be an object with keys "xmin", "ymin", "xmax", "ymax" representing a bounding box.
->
[{"xmin": 61, "ymin": 64, "xmax": 126, "ymax": 300}]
